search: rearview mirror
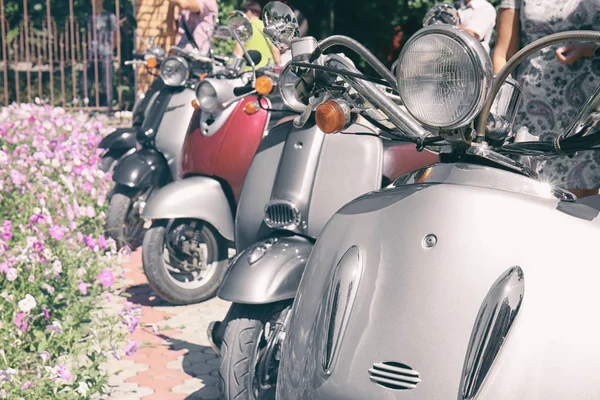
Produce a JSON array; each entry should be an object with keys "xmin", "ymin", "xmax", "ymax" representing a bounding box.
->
[
  {"xmin": 262, "ymin": 1, "xmax": 299, "ymax": 51},
  {"xmin": 226, "ymin": 10, "xmax": 253, "ymax": 42},
  {"xmin": 422, "ymin": 4, "xmax": 461, "ymax": 27}
]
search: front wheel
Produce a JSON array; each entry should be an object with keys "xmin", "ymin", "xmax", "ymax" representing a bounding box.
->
[
  {"xmin": 142, "ymin": 219, "xmax": 229, "ymax": 305},
  {"xmin": 219, "ymin": 301, "xmax": 292, "ymax": 400},
  {"xmin": 105, "ymin": 185, "xmax": 150, "ymax": 249}
]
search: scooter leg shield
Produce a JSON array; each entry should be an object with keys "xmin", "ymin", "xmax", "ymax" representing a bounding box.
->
[
  {"xmin": 140, "ymin": 176, "xmax": 235, "ymax": 242},
  {"xmin": 218, "ymin": 236, "xmax": 314, "ymax": 304}
]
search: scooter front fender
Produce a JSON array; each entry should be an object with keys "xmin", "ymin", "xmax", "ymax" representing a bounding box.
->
[
  {"xmin": 218, "ymin": 236, "xmax": 313, "ymax": 304},
  {"xmin": 141, "ymin": 176, "xmax": 234, "ymax": 241},
  {"xmin": 112, "ymin": 149, "xmax": 170, "ymax": 189},
  {"xmin": 98, "ymin": 128, "xmax": 138, "ymax": 150}
]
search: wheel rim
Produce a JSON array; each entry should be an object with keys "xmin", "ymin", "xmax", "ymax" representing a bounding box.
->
[
  {"xmin": 250, "ymin": 308, "xmax": 288, "ymax": 399},
  {"xmin": 161, "ymin": 220, "xmax": 219, "ymax": 290}
]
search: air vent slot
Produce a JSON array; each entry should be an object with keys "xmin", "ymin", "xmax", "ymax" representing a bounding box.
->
[
  {"xmin": 264, "ymin": 201, "xmax": 300, "ymax": 229},
  {"xmin": 368, "ymin": 361, "xmax": 421, "ymax": 390}
]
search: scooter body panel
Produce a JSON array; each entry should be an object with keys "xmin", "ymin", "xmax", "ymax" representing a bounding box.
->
[
  {"xmin": 277, "ymin": 163, "xmax": 600, "ymax": 400},
  {"xmin": 153, "ymin": 86, "xmax": 197, "ymax": 181},
  {"xmin": 234, "ymin": 121, "xmax": 382, "ymax": 252},
  {"xmin": 180, "ymin": 96, "xmax": 269, "ymax": 201}
]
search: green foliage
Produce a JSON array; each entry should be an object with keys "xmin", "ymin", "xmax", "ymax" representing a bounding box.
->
[{"xmin": 211, "ymin": 0, "xmax": 236, "ymax": 57}]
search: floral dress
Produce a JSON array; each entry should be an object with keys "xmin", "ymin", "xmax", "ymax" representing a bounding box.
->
[{"xmin": 499, "ymin": 0, "xmax": 600, "ymax": 189}]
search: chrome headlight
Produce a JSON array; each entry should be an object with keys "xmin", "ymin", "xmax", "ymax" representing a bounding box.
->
[
  {"xmin": 397, "ymin": 25, "xmax": 492, "ymax": 130},
  {"xmin": 278, "ymin": 61, "xmax": 306, "ymax": 112},
  {"xmin": 159, "ymin": 56, "xmax": 189, "ymax": 87},
  {"xmin": 196, "ymin": 81, "xmax": 218, "ymax": 111}
]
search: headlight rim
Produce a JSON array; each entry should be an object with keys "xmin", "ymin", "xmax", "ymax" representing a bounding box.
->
[
  {"xmin": 195, "ymin": 80, "xmax": 219, "ymax": 111},
  {"xmin": 278, "ymin": 61, "xmax": 307, "ymax": 113},
  {"xmin": 396, "ymin": 25, "xmax": 493, "ymax": 131},
  {"xmin": 159, "ymin": 55, "xmax": 190, "ymax": 87}
]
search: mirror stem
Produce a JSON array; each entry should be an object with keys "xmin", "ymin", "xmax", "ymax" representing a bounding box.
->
[{"xmin": 231, "ymin": 30, "xmax": 256, "ymax": 85}]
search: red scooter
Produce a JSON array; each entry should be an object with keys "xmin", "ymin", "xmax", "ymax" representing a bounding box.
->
[{"xmin": 140, "ymin": 67, "xmax": 296, "ymax": 304}]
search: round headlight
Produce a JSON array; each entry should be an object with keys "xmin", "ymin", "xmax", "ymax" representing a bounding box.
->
[
  {"xmin": 397, "ymin": 25, "xmax": 492, "ymax": 130},
  {"xmin": 278, "ymin": 61, "xmax": 306, "ymax": 112},
  {"xmin": 196, "ymin": 81, "xmax": 218, "ymax": 111},
  {"xmin": 159, "ymin": 56, "xmax": 189, "ymax": 87}
]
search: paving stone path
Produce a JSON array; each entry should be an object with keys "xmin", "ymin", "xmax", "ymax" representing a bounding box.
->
[{"xmin": 102, "ymin": 249, "xmax": 230, "ymax": 400}]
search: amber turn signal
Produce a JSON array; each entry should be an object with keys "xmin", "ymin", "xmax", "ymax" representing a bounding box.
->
[
  {"xmin": 244, "ymin": 101, "xmax": 260, "ymax": 115},
  {"xmin": 191, "ymin": 98, "xmax": 201, "ymax": 110},
  {"xmin": 416, "ymin": 166, "xmax": 432, "ymax": 183},
  {"xmin": 315, "ymin": 100, "xmax": 348, "ymax": 134},
  {"xmin": 146, "ymin": 56, "xmax": 158, "ymax": 69},
  {"xmin": 255, "ymin": 76, "xmax": 274, "ymax": 95},
  {"xmin": 199, "ymin": 73, "xmax": 208, "ymax": 80}
]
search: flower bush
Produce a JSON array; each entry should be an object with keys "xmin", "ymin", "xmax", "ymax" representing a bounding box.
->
[{"xmin": 0, "ymin": 104, "xmax": 139, "ymax": 399}]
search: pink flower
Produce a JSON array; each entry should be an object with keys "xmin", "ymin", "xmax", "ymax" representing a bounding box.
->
[
  {"xmin": 98, "ymin": 235, "xmax": 107, "ymax": 250},
  {"xmin": 14, "ymin": 312, "xmax": 29, "ymax": 331},
  {"xmin": 46, "ymin": 320, "xmax": 63, "ymax": 334},
  {"xmin": 125, "ymin": 340, "xmax": 140, "ymax": 356},
  {"xmin": 78, "ymin": 281, "xmax": 89, "ymax": 295},
  {"xmin": 41, "ymin": 306, "xmax": 50, "ymax": 320},
  {"xmin": 28, "ymin": 275, "xmax": 35, "ymax": 282},
  {"xmin": 98, "ymin": 268, "xmax": 114, "ymax": 288},
  {"xmin": 6, "ymin": 268, "xmax": 17, "ymax": 281},
  {"xmin": 29, "ymin": 214, "xmax": 45, "ymax": 224},
  {"xmin": 83, "ymin": 234, "xmax": 96, "ymax": 249},
  {"xmin": 9, "ymin": 170, "xmax": 25, "ymax": 186},
  {"xmin": 39, "ymin": 351, "xmax": 51, "ymax": 362},
  {"xmin": 20, "ymin": 381, "xmax": 33, "ymax": 390},
  {"xmin": 49, "ymin": 225, "xmax": 64, "ymax": 240},
  {"xmin": 85, "ymin": 205, "xmax": 96, "ymax": 218}
]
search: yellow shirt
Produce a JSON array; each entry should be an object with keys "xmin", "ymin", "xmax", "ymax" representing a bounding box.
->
[{"xmin": 244, "ymin": 18, "xmax": 274, "ymax": 69}]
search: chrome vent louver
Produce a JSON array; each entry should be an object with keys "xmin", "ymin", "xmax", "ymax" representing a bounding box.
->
[
  {"xmin": 368, "ymin": 362, "xmax": 421, "ymax": 390},
  {"xmin": 264, "ymin": 201, "xmax": 301, "ymax": 229}
]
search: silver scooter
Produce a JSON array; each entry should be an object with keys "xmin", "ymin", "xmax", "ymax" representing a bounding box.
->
[
  {"xmin": 274, "ymin": 5, "xmax": 600, "ymax": 400},
  {"xmin": 208, "ymin": 4, "xmax": 439, "ymax": 399}
]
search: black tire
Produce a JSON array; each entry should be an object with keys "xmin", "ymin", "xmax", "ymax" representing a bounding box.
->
[
  {"xmin": 219, "ymin": 302, "xmax": 292, "ymax": 400},
  {"xmin": 105, "ymin": 185, "xmax": 146, "ymax": 249},
  {"xmin": 142, "ymin": 221, "xmax": 228, "ymax": 305}
]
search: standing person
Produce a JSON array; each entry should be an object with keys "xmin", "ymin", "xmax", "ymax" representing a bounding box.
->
[
  {"xmin": 453, "ymin": 0, "xmax": 496, "ymax": 53},
  {"xmin": 234, "ymin": 1, "xmax": 280, "ymax": 68},
  {"xmin": 169, "ymin": 0, "xmax": 218, "ymax": 54},
  {"xmin": 84, "ymin": 0, "xmax": 118, "ymax": 112},
  {"xmin": 493, "ymin": 0, "xmax": 600, "ymax": 197}
]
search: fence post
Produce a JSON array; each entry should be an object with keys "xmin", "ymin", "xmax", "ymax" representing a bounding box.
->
[
  {"xmin": 23, "ymin": 0, "xmax": 32, "ymax": 103},
  {"xmin": 0, "ymin": 0, "xmax": 8, "ymax": 105}
]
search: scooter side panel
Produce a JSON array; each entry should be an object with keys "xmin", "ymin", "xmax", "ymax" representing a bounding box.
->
[
  {"xmin": 154, "ymin": 87, "xmax": 197, "ymax": 181},
  {"xmin": 212, "ymin": 96, "xmax": 269, "ymax": 202},
  {"xmin": 306, "ymin": 130, "xmax": 383, "ymax": 238},
  {"xmin": 141, "ymin": 176, "xmax": 234, "ymax": 241},
  {"xmin": 235, "ymin": 121, "xmax": 294, "ymax": 252},
  {"xmin": 278, "ymin": 170, "xmax": 600, "ymax": 399}
]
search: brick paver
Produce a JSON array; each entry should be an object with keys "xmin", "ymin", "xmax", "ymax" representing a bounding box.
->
[{"xmin": 102, "ymin": 248, "xmax": 230, "ymax": 400}]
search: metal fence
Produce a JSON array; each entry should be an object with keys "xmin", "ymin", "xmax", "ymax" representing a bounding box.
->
[{"xmin": 0, "ymin": 0, "xmax": 139, "ymax": 111}]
